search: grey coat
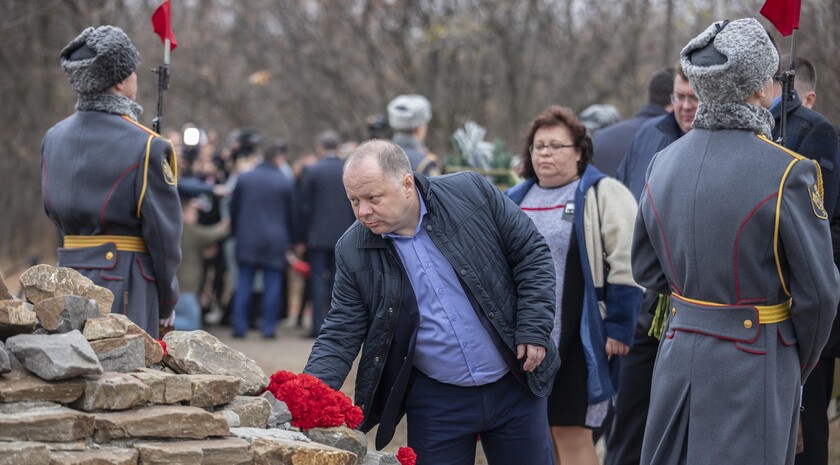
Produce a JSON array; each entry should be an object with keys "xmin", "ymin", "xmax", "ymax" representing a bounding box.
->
[
  {"xmin": 41, "ymin": 110, "xmax": 182, "ymax": 338},
  {"xmin": 632, "ymin": 128, "xmax": 840, "ymax": 465}
]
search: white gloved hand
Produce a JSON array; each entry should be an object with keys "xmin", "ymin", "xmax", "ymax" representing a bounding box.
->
[{"xmin": 160, "ymin": 311, "xmax": 176, "ymax": 328}]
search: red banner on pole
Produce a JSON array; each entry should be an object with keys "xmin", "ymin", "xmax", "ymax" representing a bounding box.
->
[
  {"xmin": 152, "ymin": 0, "xmax": 178, "ymax": 50},
  {"xmin": 760, "ymin": 0, "xmax": 801, "ymax": 36}
]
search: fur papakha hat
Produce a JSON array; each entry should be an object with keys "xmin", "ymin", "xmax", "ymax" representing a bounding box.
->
[
  {"xmin": 60, "ymin": 26, "xmax": 140, "ymax": 95},
  {"xmin": 680, "ymin": 18, "xmax": 778, "ymax": 105},
  {"xmin": 387, "ymin": 94, "xmax": 432, "ymax": 131}
]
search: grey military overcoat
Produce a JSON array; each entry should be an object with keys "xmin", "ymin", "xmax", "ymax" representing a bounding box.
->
[
  {"xmin": 41, "ymin": 110, "xmax": 182, "ymax": 338},
  {"xmin": 632, "ymin": 128, "xmax": 840, "ymax": 465}
]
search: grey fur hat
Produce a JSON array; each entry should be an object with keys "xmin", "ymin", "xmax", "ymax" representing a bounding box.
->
[
  {"xmin": 680, "ymin": 18, "xmax": 778, "ymax": 104},
  {"xmin": 387, "ymin": 94, "xmax": 432, "ymax": 131},
  {"xmin": 60, "ymin": 26, "xmax": 140, "ymax": 95}
]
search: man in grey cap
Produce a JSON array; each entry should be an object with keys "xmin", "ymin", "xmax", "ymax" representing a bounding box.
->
[
  {"xmin": 387, "ymin": 94, "xmax": 442, "ymax": 176},
  {"xmin": 41, "ymin": 26, "xmax": 182, "ymax": 338},
  {"xmin": 632, "ymin": 18, "xmax": 839, "ymax": 465}
]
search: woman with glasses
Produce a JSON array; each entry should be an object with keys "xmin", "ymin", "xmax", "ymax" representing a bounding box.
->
[{"xmin": 506, "ymin": 105, "xmax": 642, "ymax": 464}]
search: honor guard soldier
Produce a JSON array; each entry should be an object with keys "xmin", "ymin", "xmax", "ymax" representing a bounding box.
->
[
  {"xmin": 41, "ymin": 26, "xmax": 182, "ymax": 338},
  {"xmin": 632, "ymin": 18, "xmax": 840, "ymax": 465}
]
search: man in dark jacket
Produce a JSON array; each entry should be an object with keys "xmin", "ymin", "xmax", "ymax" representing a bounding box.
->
[
  {"xmin": 761, "ymin": 55, "xmax": 840, "ymax": 465},
  {"xmin": 304, "ymin": 140, "xmax": 559, "ymax": 464},
  {"xmin": 229, "ymin": 141, "xmax": 295, "ymax": 339},
  {"xmin": 298, "ymin": 129, "xmax": 356, "ymax": 337},
  {"xmin": 605, "ymin": 64, "xmax": 697, "ymax": 465},
  {"xmin": 592, "ymin": 68, "xmax": 674, "ymax": 177},
  {"xmin": 41, "ymin": 26, "xmax": 181, "ymax": 338}
]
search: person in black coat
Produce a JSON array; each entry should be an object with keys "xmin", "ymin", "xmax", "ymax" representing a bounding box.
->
[
  {"xmin": 298, "ymin": 130, "xmax": 356, "ymax": 337},
  {"xmin": 229, "ymin": 143, "xmax": 296, "ymax": 338},
  {"xmin": 591, "ymin": 68, "xmax": 674, "ymax": 177}
]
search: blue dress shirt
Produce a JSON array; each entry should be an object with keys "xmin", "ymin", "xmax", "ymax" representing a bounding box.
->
[{"xmin": 384, "ymin": 191, "xmax": 508, "ymax": 386}]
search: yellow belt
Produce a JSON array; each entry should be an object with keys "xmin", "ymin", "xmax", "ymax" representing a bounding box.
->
[
  {"xmin": 63, "ymin": 235, "xmax": 147, "ymax": 253},
  {"xmin": 673, "ymin": 294, "xmax": 791, "ymax": 324}
]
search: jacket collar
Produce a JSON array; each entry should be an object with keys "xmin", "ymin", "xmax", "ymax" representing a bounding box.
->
[
  {"xmin": 635, "ymin": 103, "xmax": 668, "ymax": 119},
  {"xmin": 770, "ymin": 89, "xmax": 803, "ymax": 120},
  {"xmin": 655, "ymin": 112, "xmax": 686, "ymax": 142}
]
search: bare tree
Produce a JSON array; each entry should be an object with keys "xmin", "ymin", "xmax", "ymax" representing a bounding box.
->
[{"xmin": 2, "ymin": 0, "xmax": 839, "ymax": 267}]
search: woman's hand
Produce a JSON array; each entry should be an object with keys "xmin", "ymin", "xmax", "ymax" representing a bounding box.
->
[{"xmin": 605, "ymin": 337, "xmax": 629, "ymax": 358}]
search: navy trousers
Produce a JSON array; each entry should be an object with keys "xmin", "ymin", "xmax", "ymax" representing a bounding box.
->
[
  {"xmin": 406, "ymin": 370, "xmax": 555, "ymax": 465},
  {"xmin": 232, "ymin": 264, "xmax": 283, "ymax": 338}
]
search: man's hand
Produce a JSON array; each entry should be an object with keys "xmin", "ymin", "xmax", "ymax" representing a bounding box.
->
[
  {"xmin": 517, "ymin": 343, "xmax": 546, "ymax": 372},
  {"xmin": 605, "ymin": 337, "xmax": 629, "ymax": 358}
]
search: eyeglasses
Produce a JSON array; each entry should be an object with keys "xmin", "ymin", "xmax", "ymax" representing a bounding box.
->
[
  {"xmin": 670, "ymin": 93, "xmax": 699, "ymax": 105},
  {"xmin": 529, "ymin": 142, "xmax": 576, "ymax": 155}
]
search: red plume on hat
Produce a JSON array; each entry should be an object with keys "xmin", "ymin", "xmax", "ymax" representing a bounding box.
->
[
  {"xmin": 151, "ymin": 0, "xmax": 178, "ymax": 50},
  {"xmin": 760, "ymin": 0, "xmax": 801, "ymax": 36}
]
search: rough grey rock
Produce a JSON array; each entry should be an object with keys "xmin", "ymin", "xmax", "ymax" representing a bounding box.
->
[
  {"xmin": 229, "ymin": 426, "xmax": 311, "ymax": 443},
  {"xmin": 219, "ymin": 396, "xmax": 271, "ymax": 428},
  {"xmin": 72, "ymin": 372, "xmax": 152, "ymax": 411},
  {"xmin": 0, "ymin": 368, "xmax": 86, "ymax": 403},
  {"xmin": 83, "ymin": 316, "xmax": 128, "ymax": 340},
  {"xmin": 250, "ymin": 437, "xmax": 357, "ymax": 465},
  {"xmin": 221, "ymin": 409, "xmax": 241, "ymax": 428},
  {"xmin": 187, "ymin": 373, "xmax": 240, "ymax": 408},
  {"xmin": 49, "ymin": 448, "xmax": 139, "ymax": 465},
  {"xmin": 0, "ymin": 402, "xmax": 94, "ymax": 442},
  {"xmin": 107, "ymin": 314, "xmax": 163, "ymax": 366},
  {"xmin": 19, "ymin": 265, "xmax": 113, "ymax": 315},
  {"xmin": 92, "ymin": 405, "xmax": 229, "ymax": 442},
  {"xmin": 0, "ymin": 299, "xmax": 37, "ymax": 335},
  {"xmin": 135, "ymin": 438, "xmax": 251, "ymax": 465},
  {"xmin": 0, "ymin": 342, "xmax": 10, "ymax": 374},
  {"xmin": 32, "ymin": 294, "xmax": 99, "ymax": 333},
  {"xmin": 5, "ymin": 330, "xmax": 103, "ymax": 380},
  {"xmin": 0, "ymin": 271, "xmax": 13, "ymax": 300},
  {"xmin": 362, "ymin": 450, "xmax": 401, "ymax": 465},
  {"xmin": 89, "ymin": 334, "xmax": 145, "ymax": 372},
  {"xmin": 261, "ymin": 391, "xmax": 293, "ymax": 427},
  {"xmin": 0, "ymin": 441, "xmax": 51, "ymax": 465},
  {"xmin": 305, "ymin": 426, "xmax": 367, "ymax": 465},
  {"xmin": 130, "ymin": 368, "xmax": 192, "ymax": 404},
  {"xmin": 163, "ymin": 330, "xmax": 268, "ymax": 395}
]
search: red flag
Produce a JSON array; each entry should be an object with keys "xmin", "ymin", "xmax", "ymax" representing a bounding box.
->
[
  {"xmin": 760, "ymin": 0, "xmax": 801, "ymax": 36},
  {"xmin": 151, "ymin": 0, "xmax": 178, "ymax": 50}
]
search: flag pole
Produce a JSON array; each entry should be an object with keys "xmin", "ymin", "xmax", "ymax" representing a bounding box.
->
[
  {"xmin": 775, "ymin": 30, "xmax": 797, "ymax": 147},
  {"xmin": 152, "ymin": 39, "xmax": 171, "ymax": 134}
]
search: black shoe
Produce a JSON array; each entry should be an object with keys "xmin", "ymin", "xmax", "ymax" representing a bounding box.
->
[
  {"xmin": 263, "ymin": 333, "xmax": 276, "ymax": 340},
  {"xmin": 232, "ymin": 332, "xmax": 246, "ymax": 339}
]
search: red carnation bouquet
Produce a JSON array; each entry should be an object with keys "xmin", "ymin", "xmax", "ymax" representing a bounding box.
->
[
  {"xmin": 265, "ymin": 371, "xmax": 416, "ymax": 465},
  {"xmin": 265, "ymin": 370, "xmax": 363, "ymax": 430}
]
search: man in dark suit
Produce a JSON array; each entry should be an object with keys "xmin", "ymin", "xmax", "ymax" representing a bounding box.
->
[
  {"xmin": 591, "ymin": 68, "xmax": 674, "ymax": 177},
  {"xmin": 762, "ymin": 55, "xmax": 840, "ymax": 465},
  {"xmin": 298, "ymin": 130, "xmax": 356, "ymax": 337},
  {"xmin": 229, "ymin": 139, "xmax": 296, "ymax": 339}
]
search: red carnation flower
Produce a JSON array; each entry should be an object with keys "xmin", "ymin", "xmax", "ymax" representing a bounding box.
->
[
  {"xmin": 156, "ymin": 339, "xmax": 167, "ymax": 357},
  {"xmin": 396, "ymin": 446, "xmax": 417, "ymax": 465}
]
